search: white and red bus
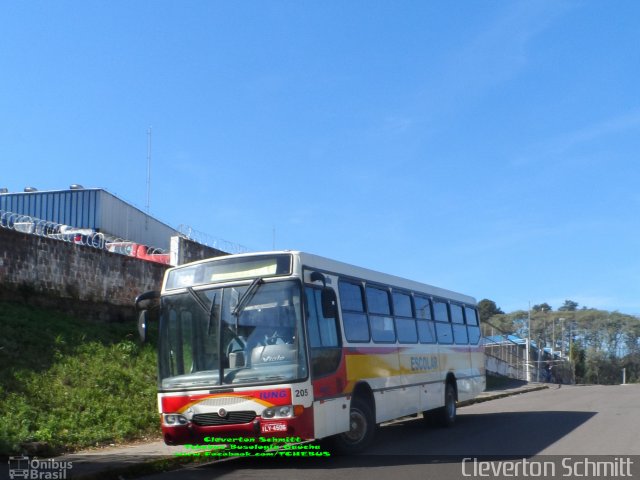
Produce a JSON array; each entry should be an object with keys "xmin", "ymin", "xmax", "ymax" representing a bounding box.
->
[{"xmin": 136, "ymin": 251, "xmax": 485, "ymax": 452}]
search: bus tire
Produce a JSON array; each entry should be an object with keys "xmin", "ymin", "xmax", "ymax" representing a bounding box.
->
[
  {"xmin": 332, "ymin": 397, "xmax": 376, "ymax": 454},
  {"xmin": 424, "ymin": 382, "xmax": 456, "ymax": 428}
]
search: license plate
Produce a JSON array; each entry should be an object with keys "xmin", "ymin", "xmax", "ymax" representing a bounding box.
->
[{"xmin": 261, "ymin": 422, "xmax": 287, "ymax": 433}]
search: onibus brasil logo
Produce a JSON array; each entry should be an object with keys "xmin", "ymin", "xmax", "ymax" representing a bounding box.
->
[{"xmin": 8, "ymin": 455, "xmax": 73, "ymax": 479}]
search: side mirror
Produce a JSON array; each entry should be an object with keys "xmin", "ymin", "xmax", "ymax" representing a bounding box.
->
[
  {"xmin": 138, "ymin": 310, "xmax": 149, "ymax": 343},
  {"xmin": 321, "ymin": 287, "xmax": 337, "ymax": 319},
  {"xmin": 135, "ymin": 290, "xmax": 160, "ymax": 309},
  {"xmin": 135, "ymin": 290, "xmax": 159, "ymax": 343}
]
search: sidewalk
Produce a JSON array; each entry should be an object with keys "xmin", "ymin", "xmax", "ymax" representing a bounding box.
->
[
  {"xmin": 2, "ymin": 382, "xmax": 548, "ymax": 480},
  {"xmin": 459, "ymin": 380, "xmax": 549, "ymax": 407}
]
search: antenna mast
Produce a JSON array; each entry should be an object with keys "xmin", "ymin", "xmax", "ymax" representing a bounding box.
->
[{"xmin": 146, "ymin": 127, "xmax": 152, "ymax": 213}]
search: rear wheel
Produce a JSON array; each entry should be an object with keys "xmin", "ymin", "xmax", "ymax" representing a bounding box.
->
[
  {"xmin": 332, "ymin": 397, "xmax": 376, "ymax": 454},
  {"xmin": 424, "ymin": 382, "xmax": 456, "ymax": 427}
]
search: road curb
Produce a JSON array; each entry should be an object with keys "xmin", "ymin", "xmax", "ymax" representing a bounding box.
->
[{"xmin": 458, "ymin": 384, "xmax": 549, "ymax": 408}]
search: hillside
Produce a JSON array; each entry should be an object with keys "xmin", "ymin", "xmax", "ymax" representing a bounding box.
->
[
  {"xmin": 0, "ymin": 301, "xmax": 159, "ymax": 456},
  {"xmin": 483, "ymin": 304, "xmax": 640, "ymax": 384}
]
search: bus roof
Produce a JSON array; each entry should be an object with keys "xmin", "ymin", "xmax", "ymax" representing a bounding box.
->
[
  {"xmin": 294, "ymin": 251, "xmax": 476, "ymax": 306},
  {"xmin": 164, "ymin": 250, "xmax": 477, "ymax": 306}
]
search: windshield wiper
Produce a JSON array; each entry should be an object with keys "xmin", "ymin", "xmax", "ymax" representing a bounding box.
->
[
  {"xmin": 186, "ymin": 287, "xmax": 217, "ymax": 335},
  {"xmin": 232, "ymin": 277, "xmax": 264, "ymax": 318}
]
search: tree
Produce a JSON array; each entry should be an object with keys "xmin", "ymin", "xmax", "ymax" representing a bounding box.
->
[
  {"xmin": 558, "ymin": 300, "xmax": 579, "ymax": 312},
  {"xmin": 532, "ymin": 303, "xmax": 552, "ymax": 313},
  {"xmin": 477, "ymin": 299, "xmax": 504, "ymax": 323},
  {"xmin": 571, "ymin": 340, "xmax": 586, "ymax": 383}
]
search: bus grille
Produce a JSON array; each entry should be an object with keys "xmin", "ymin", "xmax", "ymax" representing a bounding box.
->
[{"xmin": 192, "ymin": 411, "xmax": 256, "ymax": 426}]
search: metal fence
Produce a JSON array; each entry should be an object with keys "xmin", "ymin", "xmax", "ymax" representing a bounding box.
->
[
  {"xmin": 1, "ymin": 209, "xmax": 168, "ymax": 259},
  {"xmin": 177, "ymin": 224, "xmax": 250, "ymax": 255},
  {"xmin": 481, "ymin": 321, "xmax": 572, "ymax": 383}
]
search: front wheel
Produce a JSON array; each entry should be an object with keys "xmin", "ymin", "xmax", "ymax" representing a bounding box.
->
[{"xmin": 332, "ymin": 397, "xmax": 376, "ymax": 454}]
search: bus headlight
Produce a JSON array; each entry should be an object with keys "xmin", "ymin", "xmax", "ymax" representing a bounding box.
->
[
  {"xmin": 163, "ymin": 414, "xmax": 188, "ymax": 426},
  {"xmin": 262, "ymin": 405, "xmax": 294, "ymax": 419}
]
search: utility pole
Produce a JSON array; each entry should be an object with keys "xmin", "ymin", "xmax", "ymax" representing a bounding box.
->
[
  {"xmin": 146, "ymin": 127, "xmax": 152, "ymax": 215},
  {"xmin": 526, "ymin": 302, "xmax": 531, "ymax": 382},
  {"xmin": 569, "ymin": 323, "xmax": 575, "ymax": 383}
]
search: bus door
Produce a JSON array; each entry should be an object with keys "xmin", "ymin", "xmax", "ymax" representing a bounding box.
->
[{"xmin": 303, "ymin": 274, "xmax": 349, "ymax": 439}]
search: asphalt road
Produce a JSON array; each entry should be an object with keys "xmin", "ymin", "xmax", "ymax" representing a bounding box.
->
[{"xmin": 137, "ymin": 384, "xmax": 640, "ymax": 480}]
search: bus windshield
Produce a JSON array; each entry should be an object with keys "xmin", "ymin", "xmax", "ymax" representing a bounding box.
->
[{"xmin": 158, "ymin": 279, "xmax": 307, "ymax": 390}]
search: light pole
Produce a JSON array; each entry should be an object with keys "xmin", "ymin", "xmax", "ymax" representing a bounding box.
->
[{"xmin": 526, "ymin": 304, "xmax": 531, "ymax": 382}]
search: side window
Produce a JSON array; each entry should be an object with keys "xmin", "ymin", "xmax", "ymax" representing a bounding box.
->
[
  {"xmin": 435, "ymin": 321, "xmax": 453, "ymax": 344},
  {"xmin": 433, "ymin": 301, "xmax": 449, "ymax": 322},
  {"xmin": 433, "ymin": 300, "xmax": 452, "ymax": 344},
  {"xmin": 305, "ymin": 287, "xmax": 339, "ymax": 348},
  {"xmin": 339, "ymin": 281, "xmax": 365, "ymax": 312},
  {"xmin": 450, "ymin": 304, "xmax": 468, "ymax": 344},
  {"xmin": 393, "ymin": 291, "xmax": 417, "ymax": 344},
  {"xmin": 414, "ymin": 295, "xmax": 432, "ymax": 320},
  {"xmin": 366, "ymin": 286, "xmax": 395, "ymax": 343},
  {"xmin": 305, "ymin": 286, "xmax": 342, "ymax": 377},
  {"xmin": 450, "ymin": 304, "xmax": 464, "ymax": 324},
  {"xmin": 465, "ymin": 306, "xmax": 481, "ymax": 344},
  {"xmin": 453, "ymin": 324, "xmax": 468, "ymax": 344},
  {"xmin": 415, "ymin": 296, "xmax": 435, "ymax": 343},
  {"xmin": 417, "ymin": 319, "xmax": 436, "ymax": 343},
  {"xmin": 366, "ymin": 286, "xmax": 391, "ymax": 315},
  {"xmin": 392, "ymin": 292, "xmax": 412, "ymax": 317},
  {"xmin": 465, "ymin": 307, "xmax": 479, "ymax": 325},
  {"xmin": 339, "ymin": 280, "xmax": 369, "ymax": 342}
]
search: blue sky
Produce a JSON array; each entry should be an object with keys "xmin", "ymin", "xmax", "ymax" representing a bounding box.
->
[{"xmin": 1, "ymin": 1, "xmax": 639, "ymax": 314}]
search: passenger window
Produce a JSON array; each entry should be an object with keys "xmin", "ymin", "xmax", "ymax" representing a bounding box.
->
[
  {"xmin": 396, "ymin": 318, "xmax": 418, "ymax": 343},
  {"xmin": 370, "ymin": 315, "xmax": 396, "ymax": 343},
  {"xmin": 417, "ymin": 320, "xmax": 436, "ymax": 343},
  {"xmin": 453, "ymin": 324, "xmax": 468, "ymax": 344},
  {"xmin": 366, "ymin": 286, "xmax": 391, "ymax": 315},
  {"xmin": 433, "ymin": 301, "xmax": 449, "ymax": 322},
  {"xmin": 435, "ymin": 321, "xmax": 453, "ymax": 344},
  {"xmin": 468, "ymin": 326, "xmax": 481, "ymax": 344},
  {"xmin": 343, "ymin": 312, "xmax": 370, "ymax": 342},
  {"xmin": 450, "ymin": 304, "xmax": 464, "ymax": 324},
  {"xmin": 339, "ymin": 281, "xmax": 365, "ymax": 312},
  {"xmin": 465, "ymin": 307, "xmax": 479, "ymax": 326},
  {"xmin": 414, "ymin": 296, "xmax": 432, "ymax": 320},
  {"xmin": 392, "ymin": 292, "xmax": 412, "ymax": 317},
  {"xmin": 465, "ymin": 307, "xmax": 480, "ymax": 344}
]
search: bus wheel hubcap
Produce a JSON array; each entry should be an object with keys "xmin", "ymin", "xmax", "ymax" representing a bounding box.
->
[{"xmin": 346, "ymin": 410, "xmax": 365, "ymax": 442}]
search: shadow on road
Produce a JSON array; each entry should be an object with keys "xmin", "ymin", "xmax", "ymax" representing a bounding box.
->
[{"xmin": 201, "ymin": 410, "xmax": 597, "ymax": 474}]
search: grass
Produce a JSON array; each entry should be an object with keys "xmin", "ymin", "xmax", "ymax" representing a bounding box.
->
[{"xmin": 0, "ymin": 301, "xmax": 159, "ymax": 456}]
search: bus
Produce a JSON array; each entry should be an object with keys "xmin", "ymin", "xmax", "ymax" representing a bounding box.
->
[{"xmin": 135, "ymin": 251, "xmax": 485, "ymax": 453}]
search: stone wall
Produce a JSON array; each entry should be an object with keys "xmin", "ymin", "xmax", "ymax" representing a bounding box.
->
[{"xmin": 0, "ymin": 227, "xmax": 168, "ymax": 322}]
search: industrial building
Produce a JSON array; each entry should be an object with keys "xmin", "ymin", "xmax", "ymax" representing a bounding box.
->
[{"xmin": 0, "ymin": 186, "xmax": 178, "ymax": 250}]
